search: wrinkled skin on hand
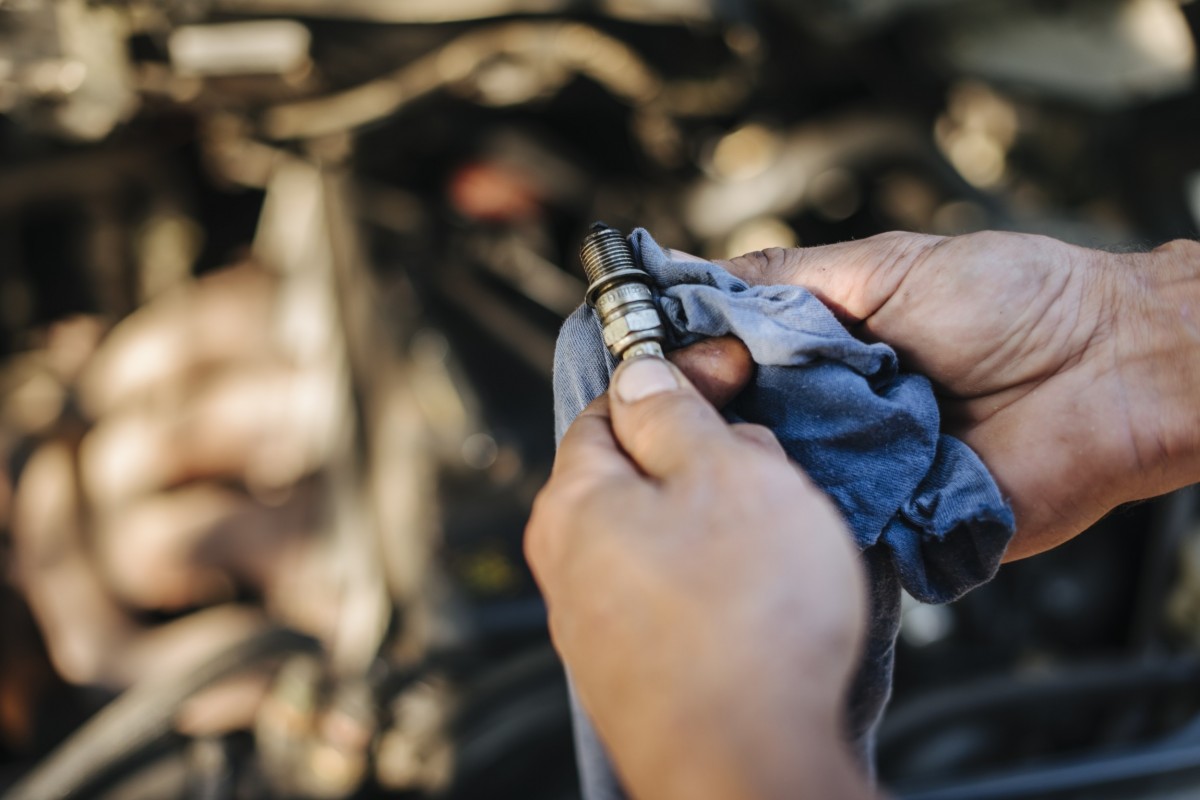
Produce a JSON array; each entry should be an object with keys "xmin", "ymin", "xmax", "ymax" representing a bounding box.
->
[
  {"xmin": 706, "ymin": 232, "xmax": 1200, "ymax": 559},
  {"xmin": 524, "ymin": 229, "xmax": 1199, "ymax": 799}
]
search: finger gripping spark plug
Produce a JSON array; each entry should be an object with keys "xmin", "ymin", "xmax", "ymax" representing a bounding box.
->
[{"xmin": 580, "ymin": 222, "xmax": 667, "ymax": 360}]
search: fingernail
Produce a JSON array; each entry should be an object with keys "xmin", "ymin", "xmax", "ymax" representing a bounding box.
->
[{"xmin": 615, "ymin": 357, "xmax": 678, "ymax": 403}]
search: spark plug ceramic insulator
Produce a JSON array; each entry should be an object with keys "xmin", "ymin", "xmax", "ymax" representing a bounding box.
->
[{"xmin": 580, "ymin": 222, "xmax": 668, "ymax": 360}]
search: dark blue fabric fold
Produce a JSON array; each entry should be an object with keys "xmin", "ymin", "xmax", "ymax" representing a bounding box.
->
[{"xmin": 552, "ymin": 229, "xmax": 1015, "ymax": 799}]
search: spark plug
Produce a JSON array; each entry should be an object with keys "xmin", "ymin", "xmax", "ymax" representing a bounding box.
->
[{"xmin": 580, "ymin": 222, "xmax": 668, "ymax": 361}]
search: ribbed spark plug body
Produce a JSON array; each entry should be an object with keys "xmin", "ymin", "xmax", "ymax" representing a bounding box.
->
[{"xmin": 580, "ymin": 223, "xmax": 667, "ymax": 361}]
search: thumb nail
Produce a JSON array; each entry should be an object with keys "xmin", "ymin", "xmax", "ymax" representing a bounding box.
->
[{"xmin": 614, "ymin": 357, "xmax": 679, "ymax": 404}]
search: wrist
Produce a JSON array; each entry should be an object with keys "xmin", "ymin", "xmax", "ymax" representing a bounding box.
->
[
  {"xmin": 1111, "ymin": 240, "xmax": 1200, "ymax": 496},
  {"xmin": 592, "ymin": 634, "xmax": 869, "ymax": 800},
  {"xmin": 609, "ymin": 697, "xmax": 869, "ymax": 800}
]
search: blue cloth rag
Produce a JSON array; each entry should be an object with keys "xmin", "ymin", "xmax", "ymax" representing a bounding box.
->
[{"xmin": 552, "ymin": 229, "xmax": 1015, "ymax": 799}]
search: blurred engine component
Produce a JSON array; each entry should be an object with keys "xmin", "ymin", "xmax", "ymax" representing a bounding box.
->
[
  {"xmin": 0, "ymin": 0, "xmax": 138, "ymax": 140},
  {"xmin": 168, "ymin": 21, "xmax": 312, "ymax": 78},
  {"xmin": 937, "ymin": 0, "xmax": 1196, "ymax": 107},
  {"xmin": 0, "ymin": 0, "xmax": 1198, "ymax": 798}
]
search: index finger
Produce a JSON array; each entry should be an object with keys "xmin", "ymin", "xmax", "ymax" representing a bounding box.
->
[
  {"xmin": 710, "ymin": 232, "xmax": 944, "ymax": 325},
  {"xmin": 608, "ymin": 356, "xmax": 735, "ymax": 480}
]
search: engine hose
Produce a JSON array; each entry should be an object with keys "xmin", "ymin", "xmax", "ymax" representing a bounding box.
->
[
  {"xmin": 3, "ymin": 627, "xmax": 319, "ymax": 800},
  {"xmin": 896, "ymin": 738, "xmax": 1200, "ymax": 800},
  {"xmin": 879, "ymin": 654, "xmax": 1200, "ymax": 750}
]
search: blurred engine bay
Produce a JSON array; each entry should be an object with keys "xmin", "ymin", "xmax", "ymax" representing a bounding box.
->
[{"xmin": 1, "ymin": 1, "xmax": 1199, "ymax": 798}]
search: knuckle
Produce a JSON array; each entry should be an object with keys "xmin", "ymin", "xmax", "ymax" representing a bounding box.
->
[
  {"xmin": 523, "ymin": 495, "xmax": 554, "ymax": 571},
  {"xmin": 725, "ymin": 246, "xmax": 800, "ymax": 286},
  {"xmin": 863, "ymin": 230, "xmax": 948, "ymax": 284},
  {"xmin": 957, "ymin": 229, "xmax": 1009, "ymax": 251},
  {"xmin": 526, "ymin": 469, "xmax": 613, "ymax": 554},
  {"xmin": 525, "ymin": 481, "xmax": 580, "ymax": 568},
  {"xmin": 731, "ymin": 423, "xmax": 787, "ymax": 460},
  {"xmin": 734, "ymin": 422, "xmax": 774, "ymax": 442},
  {"xmin": 866, "ymin": 230, "xmax": 920, "ymax": 249},
  {"xmin": 869, "ymin": 230, "xmax": 925, "ymax": 265}
]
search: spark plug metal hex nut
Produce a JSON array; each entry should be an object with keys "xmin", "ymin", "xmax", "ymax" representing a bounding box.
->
[{"xmin": 580, "ymin": 222, "xmax": 668, "ymax": 361}]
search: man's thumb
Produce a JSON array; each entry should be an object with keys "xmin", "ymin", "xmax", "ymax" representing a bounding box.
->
[{"xmin": 609, "ymin": 356, "xmax": 732, "ymax": 479}]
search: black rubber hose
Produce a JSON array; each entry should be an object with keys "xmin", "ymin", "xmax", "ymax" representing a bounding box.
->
[
  {"xmin": 878, "ymin": 655, "xmax": 1200, "ymax": 751},
  {"xmin": 3, "ymin": 627, "xmax": 319, "ymax": 800},
  {"xmin": 896, "ymin": 739, "xmax": 1200, "ymax": 800},
  {"xmin": 1130, "ymin": 487, "xmax": 1200, "ymax": 652}
]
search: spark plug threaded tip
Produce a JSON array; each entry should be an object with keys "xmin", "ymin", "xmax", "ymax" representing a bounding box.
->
[
  {"xmin": 580, "ymin": 222, "xmax": 637, "ymax": 287},
  {"xmin": 581, "ymin": 223, "xmax": 650, "ymax": 307}
]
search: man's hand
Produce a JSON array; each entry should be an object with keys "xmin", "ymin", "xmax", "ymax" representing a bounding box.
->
[
  {"xmin": 706, "ymin": 232, "xmax": 1200, "ymax": 559},
  {"xmin": 525, "ymin": 349, "xmax": 871, "ymax": 800}
]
